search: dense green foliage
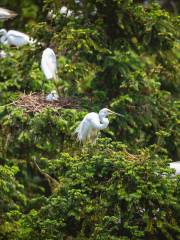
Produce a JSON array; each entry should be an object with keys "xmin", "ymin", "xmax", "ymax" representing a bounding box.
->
[{"xmin": 0, "ymin": 0, "xmax": 180, "ymax": 239}]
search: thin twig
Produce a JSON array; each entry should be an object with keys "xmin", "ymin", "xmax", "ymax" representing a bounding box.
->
[{"xmin": 33, "ymin": 159, "xmax": 60, "ymax": 191}]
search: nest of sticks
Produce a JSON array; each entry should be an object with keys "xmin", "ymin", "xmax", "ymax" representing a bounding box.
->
[{"xmin": 11, "ymin": 92, "xmax": 80, "ymax": 113}]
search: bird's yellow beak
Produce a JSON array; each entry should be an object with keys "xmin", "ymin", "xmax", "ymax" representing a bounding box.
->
[{"xmin": 108, "ymin": 110, "xmax": 124, "ymax": 117}]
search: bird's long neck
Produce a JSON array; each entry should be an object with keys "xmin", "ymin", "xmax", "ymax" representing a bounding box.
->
[
  {"xmin": 0, "ymin": 30, "xmax": 7, "ymax": 44},
  {"xmin": 0, "ymin": 29, "xmax": 7, "ymax": 36},
  {"xmin": 99, "ymin": 115, "xmax": 109, "ymax": 129},
  {"xmin": 0, "ymin": 35, "xmax": 7, "ymax": 44}
]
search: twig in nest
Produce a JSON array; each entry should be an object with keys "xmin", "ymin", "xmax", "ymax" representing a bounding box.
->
[{"xmin": 11, "ymin": 92, "xmax": 80, "ymax": 113}]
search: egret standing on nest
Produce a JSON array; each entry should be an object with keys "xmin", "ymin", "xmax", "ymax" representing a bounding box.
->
[
  {"xmin": 0, "ymin": 29, "xmax": 34, "ymax": 46},
  {"xmin": 0, "ymin": 7, "xmax": 17, "ymax": 21},
  {"xmin": 75, "ymin": 108, "xmax": 124, "ymax": 144}
]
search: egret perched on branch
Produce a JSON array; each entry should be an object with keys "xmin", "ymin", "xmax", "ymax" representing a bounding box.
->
[
  {"xmin": 0, "ymin": 29, "xmax": 34, "ymax": 46},
  {"xmin": 59, "ymin": 6, "xmax": 73, "ymax": 17},
  {"xmin": 170, "ymin": 162, "xmax": 180, "ymax": 175},
  {"xmin": 75, "ymin": 108, "xmax": 124, "ymax": 144},
  {"xmin": 0, "ymin": 7, "xmax": 17, "ymax": 21},
  {"xmin": 41, "ymin": 48, "xmax": 57, "ymax": 80}
]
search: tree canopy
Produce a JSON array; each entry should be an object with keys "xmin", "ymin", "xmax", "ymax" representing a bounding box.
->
[{"xmin": 0, "ymin": 0, "xmax": 179, "ymax": 239}]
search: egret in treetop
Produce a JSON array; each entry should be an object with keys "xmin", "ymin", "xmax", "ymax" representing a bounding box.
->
[
  {"xmin": 0, "ymin": 7, "xmax": 17, "ymax": 21},
  {"xmin": 41, "ymin": 47, "xmax": 61, "ymax": 95},
  {"xmin": 75, "ymin": 108, "xmax": 124, "ymax": 144},
  {"xmin": 47, "ymin": 6, "xmax": 73, "ymax": 21},
  {"xmin": 59, "ymin": 6, "xmax": 73, "ymax": 17},
  {"xmin": 41, "ymin": 48, "xmax": 57, "ymax": 80},
  {"xmin": 0, "ymin": 29, "xmax": 34, "ymax": 47}
]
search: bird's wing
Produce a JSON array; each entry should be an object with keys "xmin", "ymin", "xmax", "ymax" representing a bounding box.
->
[
  {"xmin": 41, "ymin": 48, "xmax": 57, "ymax": 79},
  {"xmin": 0, "ymin": 8, "xmax": 17, "ymax": 20},
  {"xmin": 6, "ymin": 31, "xmax": 30, "ymax": 46},
  {"xmin": 7, "ymin": 30, "xmax": 30, "ymax": 40},
  {"xmin": 41, "ymin": 61, "xmax": 53, "ymax": 79},
  {"xmin": 48, "ymin": 52, "xmax": 57, "ymax": 72},
  {"xmin": 75, "ymin": 118, "xmax": 91, "ymax": 143},
  {"xmin": 41, "ymin": 52, "xmax": 57, "ymax": 79},
  {"xmin": 87, "ymin": 113, "xmax": 107, "ymax": 130},
  {"xmin": 75, "ymin": 113, "xmax": 100, "ymax": 143}
]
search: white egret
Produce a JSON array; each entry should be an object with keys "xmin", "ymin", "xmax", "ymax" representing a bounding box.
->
[
  {"xmin": 59, "ymin": 6, "xmax": 73, "ymax": 17},
  {"xmin": 41, "ymin": 48, "xmax": 57, "ymax": 80},
  {"xmin": 0, "ymin": 7, "xmax": 17, "ymax": 21},
  {"xmin": 75, "ymin": 108, "xmax": 124, "ymax": 144},
  {"xmin": 46, "ymin": 90, "xmax": 59, "ymax": 101},
  {"xmin": 0, "ymin": 29, "xmax": 34, "ymax": 47},
  {"xmin": 169, "ymin": 162, "xmax": 180, "ymax": 175},
  {"xmin": 41, "ymin": 48, "xmax": 60, "ymax": 95}
]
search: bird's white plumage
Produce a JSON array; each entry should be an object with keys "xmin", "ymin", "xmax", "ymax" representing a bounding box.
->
[
  {"xmin": 59, "ymin": 6, "xmax": 72, "ymax": 17},
  {"xmin": 75, "ymin": 113, "xmax": 100, "ymax": 144},
  {"xmin": 41, "ymin": 48, "xmax": 57, "ymax": 80},
  {"xmin": 0, "ymin": 29, "xmax": 33, "ymax": 46},
  {"xmin": 46, "ymin": 90, "xmax": 59, "ymax": 101},
  {"xmin": 75, "ymin": 108, "xmax": 124, "ymax": 144},
  {"xmin": 0, "ymin": 7, "xmax": 17, "ymax": 20},
  {"xmin": 169, "ymin": 162, "xmax": 180, "ymax": 175},
  {"xmin": 75, "ymin": 108, "xmax": 116, "ymax": 144}
]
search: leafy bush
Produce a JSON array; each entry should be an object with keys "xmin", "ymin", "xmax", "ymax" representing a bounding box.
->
[
  {"xmin": 16, "ymin": 140, "xmax": 180, "ymax": 240},
  {"xmin": 0, "ymin": 0, "xmax": 179, "ymax": 239}
]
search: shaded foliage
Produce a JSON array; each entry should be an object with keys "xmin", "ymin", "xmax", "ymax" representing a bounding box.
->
[{"xmin": 0, "ymin": 0, "xmax": 179, "ymax": 239}]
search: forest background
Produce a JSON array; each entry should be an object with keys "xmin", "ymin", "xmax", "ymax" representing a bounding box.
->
[{"xmin": 0, "ymin": 0, "xmax": 179, "ymax": 239}]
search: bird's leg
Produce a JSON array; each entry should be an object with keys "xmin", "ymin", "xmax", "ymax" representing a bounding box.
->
[
  {"xmin": 41, "ymin": 78, "xmax": 46, "ymax": 92},
  {"xmin": 53, "ymin": 75, "xmax": 62, "ymax": 97}
]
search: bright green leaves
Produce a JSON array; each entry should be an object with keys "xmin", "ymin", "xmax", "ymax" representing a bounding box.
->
[
  {"xmin": 0, "ymin": 0, "xmax": 179, "ymax": 239},
  {"xmin": 0, "ymin": 164, "xmax": 26, "ymax": 239},
  {"xmin": 0, "ymin": 107, "xmax": 83, "ymax": 158},
  {"xmin": 19, "ymin": 139, "xmax": 179, "ymax": 239}
]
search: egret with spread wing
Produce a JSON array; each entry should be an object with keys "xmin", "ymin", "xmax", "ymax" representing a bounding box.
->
[
  {"xmin": 0, "ymin": 29, "xmax": 34, "ymax": 46},
  {"xmin": 75, "ymin": 108, "xmax": 124, "ymax": 144},
  {"xmin": 0, "ymin": 7, "xmax": 17, "ymax": 21}
]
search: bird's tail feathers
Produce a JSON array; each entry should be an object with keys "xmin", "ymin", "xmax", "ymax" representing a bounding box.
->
[
  {"xmin": 0, "ymin": 8, "xmax": 17, "ymax": 20},
  {"xmin": 74, "ymin": 122, "xmax": 87, "ymax": 144}
]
